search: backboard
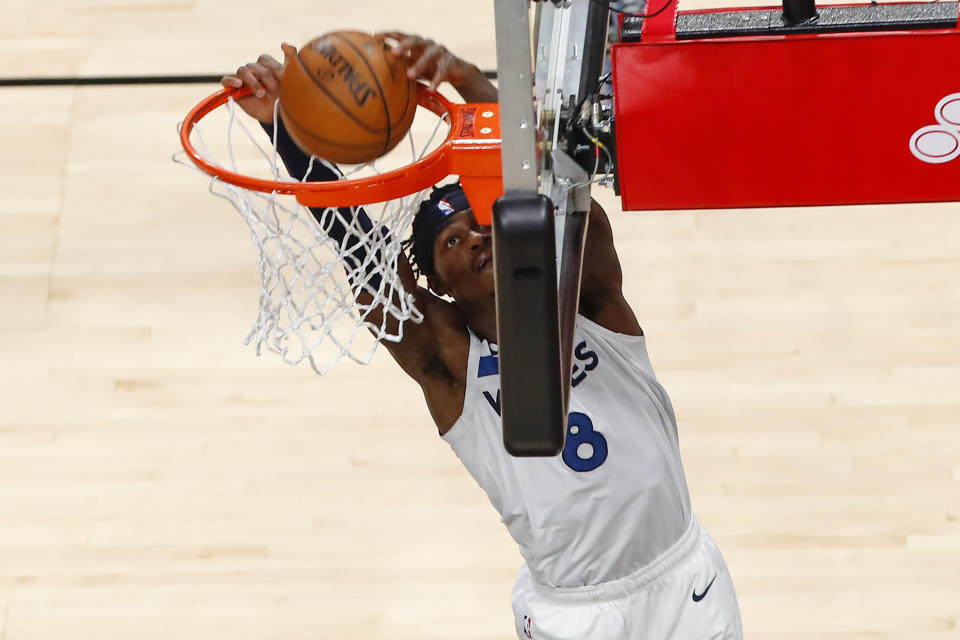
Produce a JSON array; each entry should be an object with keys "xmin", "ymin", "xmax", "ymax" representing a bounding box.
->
[{"xmin": 612, "ymin": 0, "xmax": 960, "ymax": 210}]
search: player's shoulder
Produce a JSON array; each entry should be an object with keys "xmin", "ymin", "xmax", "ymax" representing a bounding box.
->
[{"xmin": 580, "ymin": 291, "xmax": 644, "ymax": 338}]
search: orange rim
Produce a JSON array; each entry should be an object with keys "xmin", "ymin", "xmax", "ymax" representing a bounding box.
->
[{"xmin": 179, "ymin": 84, "xmax": 503, "ymax": 224}]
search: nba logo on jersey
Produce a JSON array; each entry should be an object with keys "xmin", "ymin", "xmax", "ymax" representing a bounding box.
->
[{"xmin": 522, "ymin": 614, "xmax": 533, "ymax": 638}]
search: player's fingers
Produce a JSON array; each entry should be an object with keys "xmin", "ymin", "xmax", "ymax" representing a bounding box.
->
[
  {"xmin": 221, "ymin": 75, "xmax": 243, "ymax": 89},
  {"xmin": 280, "ymin": 42, "xmax": 298, "ymax": 69},
  {"xmin": 374, "ymin": 31, "xmax": 407, "ymax": 47},
  {"xmin": 236, "ymin": 64, "xmax": 267, "ymax": 98},
  {"xmin": 394, "ymin": 35, "xmax": 428, "ymax": 61},
  {"xmin": 376, "ymin": 33, "xmax": 402, "ymax": 57},
  {"xmin": 409, "ymin": 41, "xmax": 444, "ymax": 80},
  {"xmin": 279, "ymin": 43, "xmax": 298, "ymax": 77},
  {"xmin": 254, "ymin": 56, "xmax": 282, "ymax": 94},
  {"xmin": 429, "ymin": 54, "xmax": 453, "ymax": 91},
  {"xmin": 258, "ymin": 53, "xmax": 282, "ymax": 73},
  {"xmin": 257, "ymin": 72, "xmax": 281, "ymax": 96}
]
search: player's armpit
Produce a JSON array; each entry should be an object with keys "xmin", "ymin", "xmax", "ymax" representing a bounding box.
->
[{"xmin": 357, "ymin": 270, "xmax": 469, "ymax": 389}]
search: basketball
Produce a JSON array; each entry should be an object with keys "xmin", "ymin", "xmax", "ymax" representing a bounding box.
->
[{"xmin": 279, "ymin": 31, "xmax": 418, "ymax": 164}]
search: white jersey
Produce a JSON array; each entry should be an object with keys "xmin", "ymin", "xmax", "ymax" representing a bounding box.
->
[{"xmin": 442, "ymin": 315, "xmax": 692, "ymax": 588}]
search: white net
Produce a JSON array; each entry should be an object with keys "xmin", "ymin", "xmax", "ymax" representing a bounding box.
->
[{"xmin": 177, "ymin": 98, "xmax": 452, "ymax": 374}]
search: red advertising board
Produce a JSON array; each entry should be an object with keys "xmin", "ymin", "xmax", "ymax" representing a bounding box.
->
[{"xmin": 612, "ymin": 5, "xmax": 960, "ymax": 210}]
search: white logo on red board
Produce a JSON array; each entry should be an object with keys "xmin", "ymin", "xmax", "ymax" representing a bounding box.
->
[{"xmin": 910, "ymin": 93, "xmax": 960, "ymax": 164}]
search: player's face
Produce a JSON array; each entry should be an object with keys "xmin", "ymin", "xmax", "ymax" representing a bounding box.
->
[{"xmin": 431, "ymin": 209, "xmax": 495, "ymax": 303}]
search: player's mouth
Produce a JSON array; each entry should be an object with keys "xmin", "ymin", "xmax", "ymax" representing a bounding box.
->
[{"xmin": 475, "ymin": 251, "xmax": 492, "ymax": 272}]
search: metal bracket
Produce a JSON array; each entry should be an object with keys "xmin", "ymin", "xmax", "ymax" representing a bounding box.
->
[
  {"xmin": 550, "ymin": 149, "xmax": 590, "ymax": 414},
  {"xmin": 494, "ymin": 0, "xmax": 539, "ymax": 193}
]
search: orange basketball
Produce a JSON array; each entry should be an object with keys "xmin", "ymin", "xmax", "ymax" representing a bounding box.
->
[{"xmin": 279, "ymin": 31, "xmax": 418, "ymax": 164}]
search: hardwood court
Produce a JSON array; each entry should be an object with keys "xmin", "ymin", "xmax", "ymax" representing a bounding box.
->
[{"xmin": 0, "ymin": 1, "xmax": 958, "ymax": 639}]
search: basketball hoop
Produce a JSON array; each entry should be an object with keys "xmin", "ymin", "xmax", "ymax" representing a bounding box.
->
[
  {"xmin": 176, "ymin": 84, "xmax": 502, "ymax": 374},
  {"xmin": 180, "ymin": 84, "xmax": 503, "ymax": 224}
]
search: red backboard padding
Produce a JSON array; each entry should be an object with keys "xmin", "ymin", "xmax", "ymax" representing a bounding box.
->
[{"xmin": 612, "ymin": 13, "xmax": 960, "ymax": 210}]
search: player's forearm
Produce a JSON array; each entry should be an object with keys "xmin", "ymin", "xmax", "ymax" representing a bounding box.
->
[
  {"xmin": 450, "ymin": 63, "xmax": 498, "ymax": 103},
  {"xmin": 259, "ymin": 116, "xmax": 341, "ymax": 183},
  {"xmin": 258, "ymin": 117, "xmax": 387, "ymax": 289}
]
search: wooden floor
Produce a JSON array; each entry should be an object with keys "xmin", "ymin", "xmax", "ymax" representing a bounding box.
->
[{"xmin": 1, "ymin": 1, "xmax": 958, "ymax": 638}]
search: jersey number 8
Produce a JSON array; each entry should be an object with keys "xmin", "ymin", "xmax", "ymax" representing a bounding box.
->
[{"xmin": 562, "ymin": 412, "xmax": 608, "ymax": 472}]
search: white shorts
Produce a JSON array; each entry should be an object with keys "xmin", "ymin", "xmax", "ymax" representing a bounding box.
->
[{"xmin": 511, "ymin": 516, "xmax": 742, "ymax": 640}]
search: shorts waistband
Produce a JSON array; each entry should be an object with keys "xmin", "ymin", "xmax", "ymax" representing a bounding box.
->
[{"xmin": 531, "ymin": 515, "xmax": 701, "ymax": 604}]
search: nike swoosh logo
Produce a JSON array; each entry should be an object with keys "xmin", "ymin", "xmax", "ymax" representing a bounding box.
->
[{"xmin": 692, "ymin": 574, "xmax": 717, "ymax": 602}]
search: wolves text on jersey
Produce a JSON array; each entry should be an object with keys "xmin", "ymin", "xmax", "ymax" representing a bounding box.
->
[{"xmin": 479, "ymin": 339, "xmax": 599, "ymax": 417}]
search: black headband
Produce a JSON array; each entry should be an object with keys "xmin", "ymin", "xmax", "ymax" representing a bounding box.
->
[{"xmin": 411, "ymin": 187, "xmax": 471, "ymax": 276}]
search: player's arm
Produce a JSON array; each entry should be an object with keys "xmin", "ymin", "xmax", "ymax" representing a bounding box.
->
[
  {"xmin": 377, "ymin": 32, "xmax": 498, "ymax": 103},
  {"xmin": 224, "ymin": 52, "xmax": 395, "ymax": 307},
  {"xmin": 222, "ymin": 50, "xmax": 470, "ymax": 396},
  {"xmin": 578, "ymin": 200, "xmax": 644, "ymax": 336}
]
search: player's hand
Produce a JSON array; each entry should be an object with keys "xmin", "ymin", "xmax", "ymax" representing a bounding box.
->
[
  {"xmin": 376, "ymin": 31, "xmax": 477, "ymax": 92},
  {"xmin": 220, "ymin": 46, "xmax": 293, "ymax": 124}
]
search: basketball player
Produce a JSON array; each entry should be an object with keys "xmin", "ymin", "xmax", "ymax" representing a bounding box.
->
[{"xmin": 222, "ymin": 33, "xmax": 743, "ymax": 640}]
